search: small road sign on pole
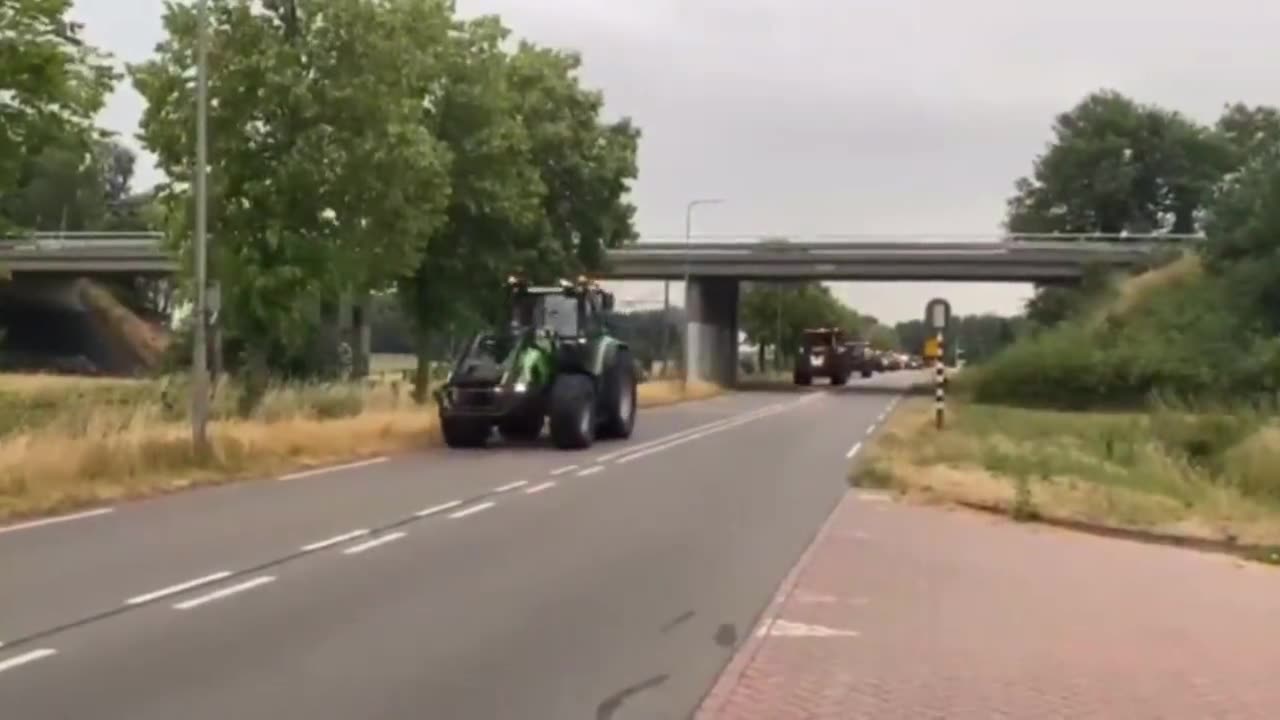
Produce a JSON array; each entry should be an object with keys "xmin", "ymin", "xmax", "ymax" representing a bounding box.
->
[{"xmin": 923, "ymin": 298, "xmax": 951, "ymax": 430}]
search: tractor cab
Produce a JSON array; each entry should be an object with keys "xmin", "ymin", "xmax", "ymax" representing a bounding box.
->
[
  {"xmin": 801, "ymin": 328, "xmax": 845, "ymax": 351},
  {"xmin": 794, "ymin": 327, "xmax": 853, "ymax": 386},
  {"xmin": 506, "ymin": 275, "xmax": 615, "ymax": 340}
]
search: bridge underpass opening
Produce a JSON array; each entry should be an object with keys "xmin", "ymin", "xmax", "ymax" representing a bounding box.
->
[{"xmin": 0, "ymin": 276, "xmax": 167, "ymax": 376}]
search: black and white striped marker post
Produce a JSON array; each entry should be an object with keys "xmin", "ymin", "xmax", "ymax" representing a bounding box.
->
[{"xmin": 934, "ymin": 331, "xmax": 946, "ymax": 429}]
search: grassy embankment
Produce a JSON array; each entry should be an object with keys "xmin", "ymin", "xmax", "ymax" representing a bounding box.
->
[
  {"xmin": 855, "ymin": 255, "xmax": 1280, "ymax": 562},
  {"xmin": 0, "ymin": 370, "xmax": 721, "ymax": 522}
]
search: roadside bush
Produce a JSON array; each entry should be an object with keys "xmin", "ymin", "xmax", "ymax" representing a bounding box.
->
[{"xmin": 966, "ymin": 260, "xmax": 1280, "ymax": 408}]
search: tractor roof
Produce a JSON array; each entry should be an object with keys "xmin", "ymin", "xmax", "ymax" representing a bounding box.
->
[{"xmin": 506, "ymin": 275, "xmax": 611, "ymax": 303}]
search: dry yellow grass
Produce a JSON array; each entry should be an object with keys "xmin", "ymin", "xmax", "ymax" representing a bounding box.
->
[
  {"xmin": 0, "ymin": 372, "xmax": 151, "ymax": 395},
  {"xmin": 0, "ymin": 377, "xmax": 723, "ymax": 522},
  {"xmin": 856, "ymin": 397, "xmax": 1280, "ymax": 547},
  {"xmin": 636, "ymin": 379, "xmax": 722, "ymax": 407}
]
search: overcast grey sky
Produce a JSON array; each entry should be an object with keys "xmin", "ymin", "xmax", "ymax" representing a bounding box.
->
[{"xmin": 71, "ymin": 0, "xmax": 1279, "ymax": 323}]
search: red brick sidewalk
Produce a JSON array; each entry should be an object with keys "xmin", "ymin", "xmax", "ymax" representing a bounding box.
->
[{"xmin": 696, "ymin": 491, "xmax": 1280, "ymax": 719}]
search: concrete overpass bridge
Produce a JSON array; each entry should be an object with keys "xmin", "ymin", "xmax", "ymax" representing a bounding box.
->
[
  {"xmin": 603, "ymin": 234, "xmax": 1197, "ymax": 385},
  {"xmin": 0, "ymin": 231, "xmax": 1197, "ymax": 382}
]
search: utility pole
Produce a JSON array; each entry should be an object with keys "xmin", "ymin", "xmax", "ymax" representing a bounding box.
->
[
  {"xmin": 679, "ymin": 198, "xmax": 724, "ymax": 388},
  {"xmin": 191, "ymin": 0, "xmax": 211, "ymax": 455}
]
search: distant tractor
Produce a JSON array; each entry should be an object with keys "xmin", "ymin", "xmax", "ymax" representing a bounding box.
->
[
  {"xmin": 434, "ymin": 275, "xmax": 637, "ymax": 450},
  {"xmin": 793, "ymin": 328, "xmax": 853, "ymax": 386}
]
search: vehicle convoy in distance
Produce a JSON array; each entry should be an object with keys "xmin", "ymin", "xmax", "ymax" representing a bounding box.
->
[
  {"xmin": 793, "ymin": 327, "xmax": 853, "ymax": 385},
  {"xmin": 434, "ymin": 275, "xmax": 637, "ymax": 450}
]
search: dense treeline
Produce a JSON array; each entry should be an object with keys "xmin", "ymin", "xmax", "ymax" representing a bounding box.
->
[{"xmin": 970, "ymin": 90, "xmax": 1280, "ymax": 407}]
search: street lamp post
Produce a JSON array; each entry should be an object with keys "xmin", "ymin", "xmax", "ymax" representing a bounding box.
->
[
  {"xmin": 677, "ymin": 198, "xmax": 724, "ymax": 388},
  {"xmin": 191, "ymin": 0, "xmax": 211, "ymax": 454}
]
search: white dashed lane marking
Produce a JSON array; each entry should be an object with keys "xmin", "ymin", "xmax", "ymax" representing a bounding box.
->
[
  {"xmin": 173, "ymin": 576, "xmax": 276, "ymax": 610},
  {"xmin": 0, "ymin": 648, "xmax": 57, "ymax": 675},
  {"xmin": 125, "ymin": 571, "xmax": 233, "ymax": 606},
  {"xmin": 448, "ymin": 502, "xmax": 495, "ymax": 520},
  {"xmin": 343, "ymin": 532, "xmax": 407, "ymax": 555},
  {"xmin": 300, "ymin": 529, "xmax": 370, "ymax": 553}
]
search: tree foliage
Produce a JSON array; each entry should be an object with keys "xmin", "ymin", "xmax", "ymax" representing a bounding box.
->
[
  {"xmin": 1004, "ymin": 90, "xmax": 1278, "ymax": 328},
  {"xmin": 394, "ymin": 17, "xmax": 639, "ymax": 398},
  {"xmin": 123, "ymin": 0, "xmax": 639, "ymax": 404},
  {"xmin": 0, "ymin": 136, "xmax": 148, "ymax": 231},
  {"xmin": 0, "ymin": 0, "xmax": 118, "ymax": 232},
  {"xmin": 979, "ymin": 92, "xmax": 1280, "ymax": 408},
  {"xmin": 132, "ymin": 0, "xmax": 455, "ymax": 401}
]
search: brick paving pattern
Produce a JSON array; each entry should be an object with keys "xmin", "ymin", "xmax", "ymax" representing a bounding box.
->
[{"xmin": 697, "ymin": 492, "xmax": 1280, "ymax": 719}]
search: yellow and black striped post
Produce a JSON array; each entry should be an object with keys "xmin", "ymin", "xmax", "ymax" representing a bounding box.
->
[{"xmin": 934, "ymin": 331, "xmax": 946, "ymax": 429}]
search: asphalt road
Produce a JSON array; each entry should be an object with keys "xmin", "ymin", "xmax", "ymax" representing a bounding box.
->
[{"xmin": 0, "ymin": 373, "xmax": 918, "ymax": 719}]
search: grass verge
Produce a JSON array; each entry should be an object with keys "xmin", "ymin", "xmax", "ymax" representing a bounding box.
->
[
  {"xmin": 852, "ymin": 397, "xmax": 1280, "ymax": 563},
  {"xmin": 0, "ymin": 375, "xmax": 723, "ymax": 522}
]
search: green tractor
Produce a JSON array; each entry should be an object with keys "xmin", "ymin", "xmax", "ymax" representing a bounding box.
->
[{"xmin": 433, "ymin": 275, "xmax": 638, "ymax": 450}]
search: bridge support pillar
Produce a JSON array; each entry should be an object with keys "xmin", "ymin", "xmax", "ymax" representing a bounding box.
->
[{"xmin": 685, "ymin": 276, "xmax": 738, "ymax": 387}]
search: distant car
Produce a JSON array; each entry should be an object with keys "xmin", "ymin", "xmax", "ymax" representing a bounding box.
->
[{"xmin": 794, "ymin": 328, "xmax": 852, "ymax": 386}]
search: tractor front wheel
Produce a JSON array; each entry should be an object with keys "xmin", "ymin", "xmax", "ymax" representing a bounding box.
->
[
  {"xmin": 498, "ymin": 412, "xmax": 544, "ymax": 442},
  {"xmin": 599, "ymin": 350, "xmax": 637, "ymax": 440},
  {"xmin": 549, "ymin": 374, "xmax": 596, "ymax": 449},
  {"xmin": 441, "ymin": 417, "xmax": 491, "ymax": 448}
]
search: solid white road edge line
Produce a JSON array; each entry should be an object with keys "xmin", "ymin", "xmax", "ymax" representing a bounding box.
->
[
  {"xmin": 300, "ymin": 529, "xmax": 370, "ymax": 552},
  {"xmin": 173, "ymin": 576, "xmax": 276, "ymax": 610},
  {"xmin": 343, "ymin": 532, "xmax": 407, "ymax": 555},
  {"xmin": 845, "ymin": 441, "xmax": 863, "ymax": 459},
  {"xmin": 549, "ymin": 465, "xmax": 579, "ymax": 476},
  {"xmin": 125, "ymin": 571, "xmax": 234, "ymax": 606},
  {"xmin": 415, "ymin": 500, "xmax": 463, "ymax": 517},
  {"xmin": 0, "ymin": 648, "xmax": 57, "ymax": 674},
  {"xmin": 492, "ymin": 480, "xmax": 528, "ymax": 493},
  {"xmin": 576, "ymin": 465, "xmax": 605, "ymax": 477},
  {"xmin": 278, "ymin": 456, "xmax": 388, "ymax": 481},
  {"xmin": 0, "ymin": 507, "xmax": 114, "ymax": 536},
  {"xmin": 448, "ymin": 501, "xmax": 495, "ymax": 519},
  {"xmin": 525, "ymin": 481, "xmax": 556, "ymax": 494}
]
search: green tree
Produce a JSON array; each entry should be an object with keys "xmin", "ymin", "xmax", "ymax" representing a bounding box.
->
[
  {"xmin": 0, "ymin": 0, "xmax": 117, "ymax": 232},
  {"xmin": 396, "ymin": 30, "xmax": 641, "ymax": 402},
  {"xmin": 0, "ymin": 137, "xmax": 142, "ymax": 231},
  {"xmin": 132, "ymin": 0, "xmax": 453, "ymax": 408},
  {"xmin": 1005, "ymin": 90, "xmax": 1230, "ymax": 236},
  {"xmin": 1215, "ymin": 103, "xmax": 1280, "ymax": 169},
  {"xmin": 396, "ymin": 13, "xmax": 545, "ymax": 401},
  {"xmin": 507, "ymin": 43, "xmax": 640, "ymax": 276}
]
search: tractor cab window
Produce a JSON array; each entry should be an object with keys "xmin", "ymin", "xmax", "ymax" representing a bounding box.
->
[
  {"xmin": 802, "ymin": 331, "xmax": 838, "ymax": 349},
  {"xmin": 581, "ymin": 293, "xmax": 606, "ymax": 335},
  {"xmin": 513, "ymin": 293, "xmax": 580, "ymax": 337}
]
